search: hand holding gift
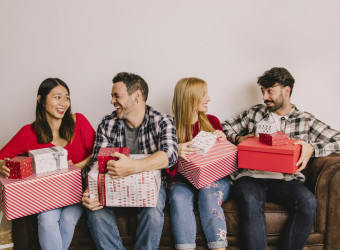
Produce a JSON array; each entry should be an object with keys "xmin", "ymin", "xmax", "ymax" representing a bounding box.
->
[
  {"xmin": 295, "ymin": 141, "xmax": 314, "ymax": 172},
  {"xmin": 178, "ymin": 141, "xmax": 197, "ymax": 162},
  {"xmin": 82, "ymin": 186, "xmax": 103, "ymax": 211},
  {"xmin": 0, "ymin": 159, "xmax": 10, "ymax": 177},
  {"xmin": 107, "ymin": 152, "xmax": 137, "ymax": 180}
]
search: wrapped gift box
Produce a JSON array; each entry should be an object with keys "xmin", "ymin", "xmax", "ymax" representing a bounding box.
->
[
  {"xmin": 259, "ymin": 131, "xmax": 289, "ymax": 146},
  {"xmin": 29, "ymin": 146, "xmax": 68, "ymax": 174},
  {"xmin": 238, "ymin": 137, "xmax": 301, "ymax": 174},
  {"xmin": 256, "ymin": 121, "xmax": 277, "ymax": 134},
  {"xmin": 178, "ymin": 140, "xmax": 238, "ymax": 189},
  {"xmin": 89, "ymin": 154, "xmax": 161, "ymax": 207},
  {"xmin": 191, "ymin": 131, "xmax": 217, "ymax": 155},
  {"xmin": 5, "ymin": 156, "xmax": 33, "ymax": 179},
  {"xmin": 0, "ymin": 165, "xmax": 82, "ymax": 220},
  {"xmin": 97, "ymin": 147, "xmax": 130, "ymax": 173}
]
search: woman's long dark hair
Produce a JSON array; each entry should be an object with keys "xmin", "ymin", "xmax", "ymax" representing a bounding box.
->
[{"xmin": 33, "ymin": 78, "xmax": 75, "ymax": 144}]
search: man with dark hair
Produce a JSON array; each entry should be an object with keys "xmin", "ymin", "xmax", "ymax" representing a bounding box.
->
[
  {"xmin": 222, "ymin": 67, "xmax": 340, "ymax": 249},
  {"xmin": 82, "ymin": 72, "xmax": 178, "ymax": 249}
]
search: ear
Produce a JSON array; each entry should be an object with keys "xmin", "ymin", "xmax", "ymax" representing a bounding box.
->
[
  {"xmin": 284, "ymin": 86, "xmax": 291, "ymax": 97},
  {"xmin": 37, "ymin": 95, "xmax": 41, "ymax": 103},
  {"xmin": 133, "ymin": 90, "xmax": 143, "ymax": 102}
]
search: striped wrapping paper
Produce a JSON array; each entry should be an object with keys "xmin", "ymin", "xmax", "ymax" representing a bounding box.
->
[
  {"xmin": 88, "ymin": 154, "xmax": 161, "ymax": 207},
  {"xmin": 0, "ymin": 165, "xmax": 82, "ymax": 220},
  {"xmin": 178, "ymin": 140, "xmax": 238, "ymax": 189}
]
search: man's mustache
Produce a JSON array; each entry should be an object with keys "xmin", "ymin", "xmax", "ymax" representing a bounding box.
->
[{"xmin": 264, "ymin": 100, "xmax": 274, "ymax": 104}]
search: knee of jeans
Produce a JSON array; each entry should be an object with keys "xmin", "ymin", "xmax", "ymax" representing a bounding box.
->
[
  {"xmin": 61, "ymin": 206, "xmax": 83, "ymax": 224},
  {"xmin": 37, "ymin": 209, "xmax": 61, "ymax": 227},
  {"xmin": 236, "ymin": 192, "xmax": 265, "ymax": 212},
  {"xmin": 298, "ymin": 192, "xmax": 317, "ymax": 215}
]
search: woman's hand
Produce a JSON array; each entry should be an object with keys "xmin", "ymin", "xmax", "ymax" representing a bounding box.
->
[
  {"xmin": 178, "ymin": 141, "xmax": 197, "ymax": 162},
  {"xmin": 213, "ymin": 130, "xmax": 227, "ymax": 141},
  {"xmin": 0, "ymin": 159, "xmax": 10, "ymax": 177}
]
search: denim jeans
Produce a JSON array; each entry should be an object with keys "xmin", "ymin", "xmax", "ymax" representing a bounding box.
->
[
  {"xmin": 37, "ymin": 204, "xmax": 83, "ymax": 250},
  {"xmin": 232, "ymin": 177, "xmax": 317, "ymax": 250},
  {"xmin": 86, "ymin": 185, "xmax": 166, "ymax": 250},
  {"xmin": 168, "ymin": 178, "xmax": 231, "ymax": 249}
]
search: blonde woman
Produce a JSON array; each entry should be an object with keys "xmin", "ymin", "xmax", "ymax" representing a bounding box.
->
[{"xmin": 167, "ymin": 77, "xmax": 231, "ymax": 250}]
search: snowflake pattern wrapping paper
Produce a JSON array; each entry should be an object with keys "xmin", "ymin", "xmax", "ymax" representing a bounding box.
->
[{"xmin": 191, "ymin": 131, "xmax": 217, "ymax": 156}]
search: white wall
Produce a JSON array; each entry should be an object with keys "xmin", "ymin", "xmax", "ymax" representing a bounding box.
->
[{"xmin": 1, "ymin": 0, "xmax": 340, "ymax": 148}]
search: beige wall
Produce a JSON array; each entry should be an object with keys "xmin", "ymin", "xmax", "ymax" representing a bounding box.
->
[{"xmin": 1, "ymin": 0, "xmax": 339, "ymax": 148}]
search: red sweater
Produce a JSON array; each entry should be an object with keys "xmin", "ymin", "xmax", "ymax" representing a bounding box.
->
[
  {"xmin": 0, "ymin": 113, "xmax": 95, "ymax": 164},
  {"xmin": 167, "ymin": 114, "xmax": 224, "ymax": 178}
]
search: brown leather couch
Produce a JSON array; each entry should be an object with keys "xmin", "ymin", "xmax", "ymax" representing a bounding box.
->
[{"xmin": 12, "ymin": 153, "xmax": 340, "ymax": 250}]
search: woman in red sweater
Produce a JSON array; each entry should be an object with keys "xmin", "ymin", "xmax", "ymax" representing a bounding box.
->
[
  {"xmin": 0, "ymin": 78, "xmax": 95, "ymax": 250},
  {"xmin": 168, "ymin": 77, "xmax": 231, "ymax": 250}
]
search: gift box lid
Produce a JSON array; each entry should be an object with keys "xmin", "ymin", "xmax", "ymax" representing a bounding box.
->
[{"xmin": 238, "ymin": 137, "xmax": 300, "ymax": 155}]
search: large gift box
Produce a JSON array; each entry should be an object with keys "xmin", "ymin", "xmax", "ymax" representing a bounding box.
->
[
  {"xmin": 97, "ymin": 147, "xmax": 130, "ymax": 173},
  {"xmin": 89, "ymin": 154, "xmax": 161, "ymax": 207},
  {"xmin": 178, "ymin": 140, "xmax": 238, "ymax": 189},
  {"xmin": 0, "ymin": 165, "xmax": 82, "ymax": 220},
  {"xmin": 29, "ymin": 146, "xmax": 68, "ymax": 174},
  {"xmin": 6, "ymin": 156, "xmax": 33, "ymax": 179},
  {"xmin": 259, "ymin": 131, "xmax": 289, "ymax": 146},
  {"xmin": 237, "ymin": 137, "xmax": 301, "ymax": 174}
]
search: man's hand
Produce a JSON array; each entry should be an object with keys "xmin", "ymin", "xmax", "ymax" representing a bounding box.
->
[
  {"xmin": 295, "ymin": 141, "xmax": 314, "ymax": 172},
  {"xmin": 0, "ymin": 159, "xmax": 10, "ymax": 177},
  {"xmin": 107, "ymin": 152, "xmax": 138, "ymax": 180},
  {"xmin": 82, "ymin": 187, "xmax": 103, "ymax": 211},
  {"xmin": 237, "ymin": 134, "xmax": 254, "ymax": 144},
  {"xmin": 213, "ymin": 130, "xmax": 227, "ymax": 141},
  {"xmin": 178, "ymin": 141, "xmax": 197, "ymax": 162}
]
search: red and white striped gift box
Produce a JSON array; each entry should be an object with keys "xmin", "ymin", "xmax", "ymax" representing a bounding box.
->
[
  {"xmin": 178, "ymin": 140, "xmax": 238, "ymax": 189},
  {"xmin": 88, "ymin": 154, "xmax": 161, "ymax": 207},
  {"xmin": 0, "ymin": 165, "xmax": 82, "ymax": 220}
]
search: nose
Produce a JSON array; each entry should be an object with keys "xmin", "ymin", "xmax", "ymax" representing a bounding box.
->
[
  {"xmin": 263, "ymin": 91, "xmax": 269, "ymax": 100},
  {"xmin": 111, "ymin": 96, "xmax": 116, "ymax": 105}
]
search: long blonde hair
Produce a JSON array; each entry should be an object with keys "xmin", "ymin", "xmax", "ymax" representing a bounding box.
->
[{"xmin": 172, "ymin": 77, "xmax": 215, "ymax": 143}]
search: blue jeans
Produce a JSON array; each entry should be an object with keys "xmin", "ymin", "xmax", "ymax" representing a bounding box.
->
[
  {"xmin": 37, "ymin": 204, "xmax": 83, "ymax": 250},
  {"xmin": 232, "ymin": 177, "xmax": 317, "ymax": 250},
  {"xmin": 86, "ymin": 185, "xmax": 166, "ymax": 250},
  {"xmin": 168, "ymin": 178, "xmax": 231, "ymax": 249}
]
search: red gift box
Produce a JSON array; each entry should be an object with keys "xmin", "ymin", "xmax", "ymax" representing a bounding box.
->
[
  {"xmin": 259, "ymin": 131, "xmax": 289, "ymax": 146},
  {"xmin": 97, "ymin": 148, "xmax": 130, "ymax": 173},
  {"xmin": 178, "ymin": 140, "xmax": 238, "ymax": 189},
  {"xmin": 0, "ymin": 165, "xmax": 82, "ymax": 220},
  {"xmin": 238, "ymin": 137, "xmax": 301, "ymax": 174},
  {"xmin": 5, "ymin": 156, "xmax": 33, "ymax": 179}
]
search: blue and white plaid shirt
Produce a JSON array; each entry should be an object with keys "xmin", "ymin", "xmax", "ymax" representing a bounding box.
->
[
  {"xmin": 82, "ymin": 105, "xmax": 178, "ymax": 179},
  {"xmin": 222, "ymin": 104, "xmax": 340, "ymax": 181}
]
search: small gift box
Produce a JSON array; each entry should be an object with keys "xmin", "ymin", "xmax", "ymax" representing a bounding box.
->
[
  {"xmin": 89, "ymin": 154, "xmax": 161, "ymax": 207},
  {"xmin": 97, "ymin": 147, "xmax": 130, "ymax": 173},
  {"xmin": 5, "ymin": 156, "xmax": 33, "ymax": 179},
  {"xmin": 259, "ymin": 131, "xmax": 289, "ymax": 146},
  {"xmin": 256, "ymin": 121, "xmax": 277, "ymax": 134},
  {"xmin": 191, "ymin": 131, "xmax": 217, "ymax": 156},
  {"xmin": 238, "ymin": 137, "xmax": 301, "ymax": 174},
  {"xmin": 29, "ymin": 146, "xmax": 68, "ymax": 174},
  {"xmin": 178, "ymin": 140, "xmax": 238, "ymax": 189},
  {"xmin": 0, "ymin": 165, "xmax": 82, "ymax": 220}
]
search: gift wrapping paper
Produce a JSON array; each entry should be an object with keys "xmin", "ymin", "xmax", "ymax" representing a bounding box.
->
[
  {"xmin": 29, "ymin": 146, "xmax": 68, "ymax": 174},
  {"xmin": 6, "ymin": 156, "xmax": 33, "ymax": 179},
  {"xmin": 178, "ymin": 140, "xmax": 238, "ymax": 189},
  {"xmin": 0, "ymin": 165, "xmax": 82, "ymax": 220},
  {"xmin": 256, "ymin": 121, "xmax": 277, "ymax": 134},
  {"xmin": 191, "ymin": 131, "xmax": 217, "ymax": 156},
  {"xmin": 259, "ymin": 131, "xmax": 289, "ymax": 146},
  {"xmin": 88, "ymin": 154, "xmax": 161, "ymax": 207},
  {"xmin": 97, "ymin": 147, "xmax": 130, "ymax": 173}
]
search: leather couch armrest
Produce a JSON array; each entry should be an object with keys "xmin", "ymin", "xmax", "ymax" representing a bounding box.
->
[{"xmin": 302, "ymin": 153, "xmax": 340, "ymax": 248}]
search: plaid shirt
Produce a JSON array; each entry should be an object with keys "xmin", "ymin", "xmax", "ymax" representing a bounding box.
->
[
  {"xmin": 82, "ymin": 105, "xmax": 178, "ymax": 179},
  {"xmin": 222, "ymin": 104, "xmax": 340, "ymax": 181}
]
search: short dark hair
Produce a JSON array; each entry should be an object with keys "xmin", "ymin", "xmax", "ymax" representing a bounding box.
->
[
  {"xmin": 33, "ymin": 78, "xmax": 75, "ymax": 143},
  {"xmin": 257, "ymin": 67, "xmax": 295, "ymax": 96},
  {"xmin": 112, "ymin": 72, "xmax": 149, "ymax": 101}
]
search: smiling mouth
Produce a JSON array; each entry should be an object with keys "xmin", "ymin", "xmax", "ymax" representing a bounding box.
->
[{"xmin": 57, "ymin": 109, "xmax": 65, "ymax": 114}]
